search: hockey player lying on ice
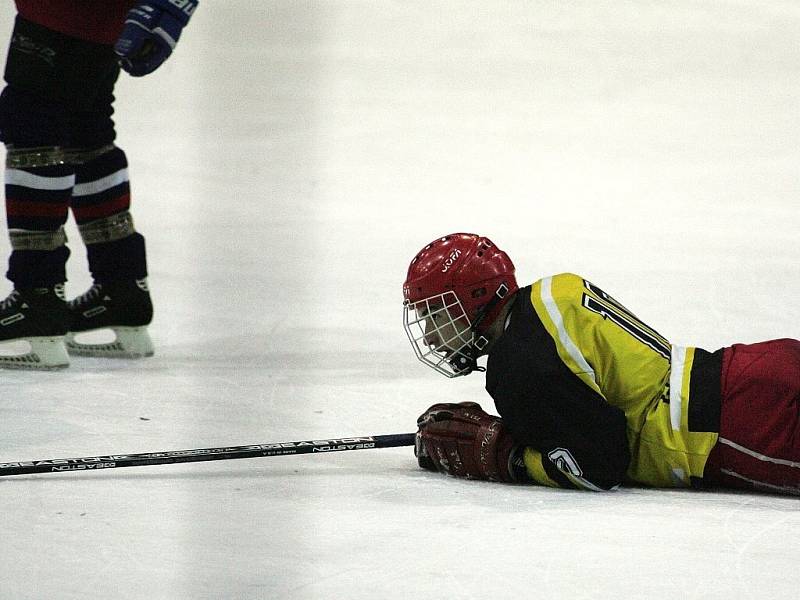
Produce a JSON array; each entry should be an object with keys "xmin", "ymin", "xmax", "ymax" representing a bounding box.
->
[{"xmin": 403, "ymin": 233, "xmax": 800, "ymax": 495}]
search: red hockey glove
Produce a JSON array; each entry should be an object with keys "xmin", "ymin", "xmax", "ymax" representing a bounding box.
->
[{"xmin": 415, "ymin": 402, "xmax": 523, "ymax": 482}]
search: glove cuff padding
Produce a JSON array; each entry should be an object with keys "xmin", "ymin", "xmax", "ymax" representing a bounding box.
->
[
  {"xmin": 415, "ymin": 402, "xmax": 520, "ymax": 483},
  {"xmin": 474, "ymin": 417, "xmax": 514, "ymax": 482},
  {"xmin": 145, "ymin": 0, "xmax": 198, "ymax": 27}
]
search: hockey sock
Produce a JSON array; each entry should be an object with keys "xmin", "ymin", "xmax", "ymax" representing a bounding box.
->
[
  {"xmin": 4, "ymin": 151, "xmax": 73, "ymax": 287},
  {"xmin": 70, "ymin": 146, "xmax": 148, "ymax": 282}
]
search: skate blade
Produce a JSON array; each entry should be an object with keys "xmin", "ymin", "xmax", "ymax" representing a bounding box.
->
[
  {"xmin": 66, "ymin": 326, "xmax": 154, "ymax": 359},
  {"xmin": 0, "ymin": 336, "xmax": 70, "ymax": 370}
]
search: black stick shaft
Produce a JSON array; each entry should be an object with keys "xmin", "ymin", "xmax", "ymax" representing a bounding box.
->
[{"xmin": 0, "ymin": 433, "xmax": 416, "ymax": 477}]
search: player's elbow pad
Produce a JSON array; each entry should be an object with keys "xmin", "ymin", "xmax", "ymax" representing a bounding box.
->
[{"xmin": 548, "ymin": 445, "xmax": 629, "ymax": 491}]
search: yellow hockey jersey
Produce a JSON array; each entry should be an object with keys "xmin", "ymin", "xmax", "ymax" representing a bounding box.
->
[{"xmin": 486, "ymin": 274, "xmax": 722, "ymax": 491}]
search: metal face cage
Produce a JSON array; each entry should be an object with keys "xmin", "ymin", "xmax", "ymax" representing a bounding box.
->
[{"xmin": 402, "ymin": 291, "xmax": 475, "ymax": 378}]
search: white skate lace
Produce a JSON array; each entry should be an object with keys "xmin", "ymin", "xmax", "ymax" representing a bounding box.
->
[
  {"xmin": 53, "ymin": 283, "xmax": 66, "ymax": 301},
  {"xmin": 70, "ymin": 283, "xmax": 103, "ymax": 308}
]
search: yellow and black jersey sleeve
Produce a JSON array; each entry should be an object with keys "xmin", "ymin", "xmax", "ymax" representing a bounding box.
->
[{"xmin": 486, "ymin": 281, "xmax": 631, "ymax": 491}]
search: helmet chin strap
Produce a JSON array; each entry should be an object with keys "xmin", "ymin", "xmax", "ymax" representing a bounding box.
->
[
  {"xmin": 448, "ymin": 283, "xmax": 510, "ymax": 376},
  {"xmin": 448, "ymin": 354, "xmax": 485, "ymax": 375}
]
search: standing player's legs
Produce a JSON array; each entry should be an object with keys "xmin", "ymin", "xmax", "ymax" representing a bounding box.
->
[
  {"xmin": 704, "ymin": 338, "xmax": 800, "ymax": 495},
  {"xmin": 66, "ymin": 85, "xmax": 153, "ymax": 359}
]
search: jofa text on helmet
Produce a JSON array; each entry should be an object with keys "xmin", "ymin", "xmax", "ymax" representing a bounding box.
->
[{"xmin": 442, "ymin": 249, "xmax": 461, "ymax": 272}]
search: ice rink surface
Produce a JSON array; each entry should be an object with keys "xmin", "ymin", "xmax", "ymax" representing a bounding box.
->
[{"xmin": 0, "ymin": 2, "xmax": 799, "ymax": 598}]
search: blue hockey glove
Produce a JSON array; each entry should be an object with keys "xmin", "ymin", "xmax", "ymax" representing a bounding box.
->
[{"xmin": 115, "ymin": 0, "xmax": 198, "ymax": 77}]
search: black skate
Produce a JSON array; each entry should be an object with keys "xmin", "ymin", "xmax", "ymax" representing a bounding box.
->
[
  {"xmin": 66, "ymin": 278, "xmax": 154, "ymax": 358},
  {"xmin": 0, "ymin": 284, "xmax": 70, "ymax": 369}
]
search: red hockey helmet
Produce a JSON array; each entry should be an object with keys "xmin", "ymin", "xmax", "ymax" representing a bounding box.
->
[{"xmin": 402, "ymin": 233, "xmax": 518, "ymax": 377}]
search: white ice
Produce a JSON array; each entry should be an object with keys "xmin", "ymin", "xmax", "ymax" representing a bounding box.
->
[{"xmin": 0, "ymin": 2, "xmax": 799, "ymax": 599}]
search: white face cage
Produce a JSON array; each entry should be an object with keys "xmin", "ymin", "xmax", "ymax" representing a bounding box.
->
[{"xmin": 403, "ymin": 291, "xmax": 479, "ymax": 378}]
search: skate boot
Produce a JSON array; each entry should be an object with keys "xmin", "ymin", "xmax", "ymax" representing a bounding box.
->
[
  {"xmin": 66, "ymin": 278, "xmax": 154, "ymax": 358},
  {"xmin": 0, "ymin": 284, "xmax": 70, "ymax": 369}
]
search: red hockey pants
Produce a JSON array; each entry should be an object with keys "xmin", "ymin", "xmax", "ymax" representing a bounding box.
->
[{"xmin": 704, "ymin": 338, "xmax": 800, "ymax": 495}]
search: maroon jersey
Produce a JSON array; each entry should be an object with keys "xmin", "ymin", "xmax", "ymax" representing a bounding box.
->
[{"xmin": 15, "ymin": 0, "xmax": 136, "ymax": 45}]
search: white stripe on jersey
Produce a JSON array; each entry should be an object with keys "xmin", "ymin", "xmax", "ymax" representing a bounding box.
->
[
  {"xmin": 720, "ymin": 469, "xmax": 800, "ymax": 495},
  {"xmin": 72, "ymin": 168, "xmax": 129, "ymax": 197},
  {"xmin": 669, "ymin": 345, "xmax": 688, "ymax": 431},
  {"xmin": 719, "ymin": 437, "xmax": 800, "ymax": 469},
  {"xmin": 6, "ymin": 169, "xmax": 75, "ymax": 190},
  {"xmin": 539, "ymin": 276, "xmax": 596, "ymax": 382}
]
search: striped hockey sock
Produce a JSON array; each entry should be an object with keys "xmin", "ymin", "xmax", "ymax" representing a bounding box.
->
[
  {"xmin": 70, "ymin": 146, "xmax": 147, "ymax": 282},
  {"xmin": 4, "ymin": 158, "xmax": 73, "ymax": 287},
  {"xmin": 65, "ymin": 145, "xmax": 153, "ymax": 359},
  {"xmin": 71, "ymin": 146, "xmax": 130, "ymax": 225}
]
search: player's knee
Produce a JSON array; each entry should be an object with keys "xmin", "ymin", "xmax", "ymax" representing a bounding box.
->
[
  {"xmin": 0, "ymin": 86, "xmax": 66, "ymax": 147},
  {"xmin": 0, "ymin": 86, "xmax": 113, "ymax": 149},
  {"xmin": 0, "ymin": 86, "xmax": 18, "ymax": 144}
]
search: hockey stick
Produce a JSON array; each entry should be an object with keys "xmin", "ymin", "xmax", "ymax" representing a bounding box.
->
[{"xmin": 0, "ymin": 433, "xmax": 416, "ymax": 477}]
